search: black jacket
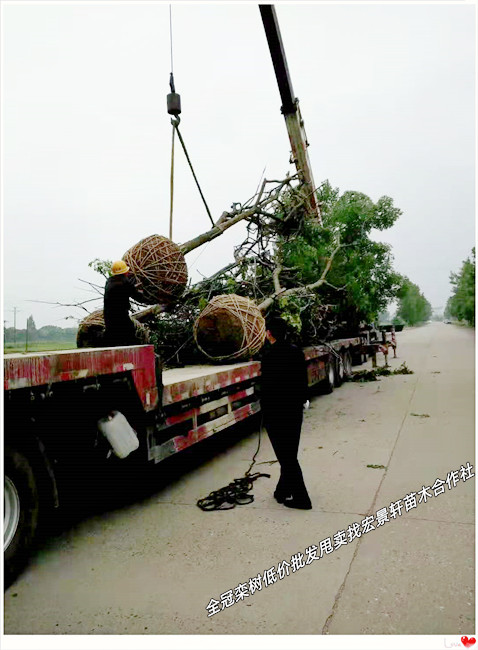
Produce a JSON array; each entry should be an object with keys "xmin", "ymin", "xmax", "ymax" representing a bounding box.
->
[
  {"xmin": 103, "ymin": 274, "xmax": 143, "ymax": 330},
  {"xmin": 260, "ymin": 341, "xmax": 308, "ymax": 415}
]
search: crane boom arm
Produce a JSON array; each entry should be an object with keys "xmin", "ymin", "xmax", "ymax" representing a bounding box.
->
[{"xmin": 259, "ymin": 5, "xmax": 321, "ymax": 223}]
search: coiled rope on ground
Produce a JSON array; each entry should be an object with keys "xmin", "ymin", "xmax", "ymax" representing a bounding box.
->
[{"xmin": 196, "ymin": 421, "xmax": 270, "ymax": 511}]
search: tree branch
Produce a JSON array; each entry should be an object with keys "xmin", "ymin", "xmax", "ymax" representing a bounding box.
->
[
  {"xmin": 258, "ymin": 240, "xmax": 342, "ymax": 313},
  {"xmin": 272, "ymin": 264, "xmax": 283, "ymax": 294},
  {"xmin": 132, "ymin": 304, "xmax": 169, "ymax": 322},
  {"xmin": 77, "ymin": 278, "xmax": 104, "ymax": 295},
  {"xmin": 179, "ymin": 175, "xmax": 299, "ymax": 256},
  {"xmin": 26, "ymin": 298, "xmax": 100, "ymax": 313},
  {"xmin": 324, "ymin": 281, "xmax": 347, "ymax": 291}
]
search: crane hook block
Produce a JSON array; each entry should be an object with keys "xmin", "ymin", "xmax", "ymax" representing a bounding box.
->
[{"xmin": 167, "ymin": 92, "xmax": 181, "ymax": 116}]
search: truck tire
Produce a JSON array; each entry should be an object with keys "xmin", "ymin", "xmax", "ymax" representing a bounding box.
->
[
  {"xmin": 343, "ymin": 350, "xmax": 353, "ymax": 378},
  {"xmin": 321, "ymin": 361, "xmax": 335, "ymax": 394},
  {"xmin": 334, "ymin": 353, "xmax": 345, "ymax": 387},
  {"xmin": 4, "ymin": 447, "xmax": 40, "ymax": 588}
]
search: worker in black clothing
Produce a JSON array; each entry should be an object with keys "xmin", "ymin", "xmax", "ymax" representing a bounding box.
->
[
  {"xmin": 260, "ymin": 316, "xmax": 312, "ymax": 510},
  {"xmin": 103, "ymin": 260, "xmax": 145, "ymax": 347}
]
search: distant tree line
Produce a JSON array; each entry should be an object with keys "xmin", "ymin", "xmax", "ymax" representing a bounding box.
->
[
  {"xmin": 394, "ymin": 277, "xmax": 432, "ymax": 326},
  {"xmin": 4, "ymin": 315, "xmax": 78, "ymax": 343},
  {"xmin": 445, "ymin": 248, "xmax": 475, "ymax": 325}
]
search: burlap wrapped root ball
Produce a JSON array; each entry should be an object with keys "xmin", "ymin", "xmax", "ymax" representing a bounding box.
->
[
  {"xmin": 194, "ymin": 294, "xmax": 266, "ymax": 362},
  {"xmin": 123, "ymin": 234, "xmax": 188, "ymax": 306},
  {"xmin": 76, "ymin": 310, "xmax": 151, "ymax": 348}
]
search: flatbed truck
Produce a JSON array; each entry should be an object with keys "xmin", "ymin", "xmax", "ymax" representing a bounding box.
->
[{"xmin": 3, "ymin": 332, "xmax": 389, "ymax": 585}]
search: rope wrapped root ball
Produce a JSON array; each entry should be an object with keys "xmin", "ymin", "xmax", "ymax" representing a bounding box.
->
[
  {"xmin": 76, "ymin": 310, "xmax": 151, "ymax": 348},
  {"xmin": 76, "ymin": 310, "xmax": 105, "ymax": 348},
  {"xmin": 123, "ymin": 234, "xmax": 188, "ymax": 306},
  {"xmin": 194, "ymin": 294, "xmax": 266, "ymax": 362}
]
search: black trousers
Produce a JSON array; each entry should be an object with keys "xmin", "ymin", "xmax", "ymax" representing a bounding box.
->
[
  {"xmin": 104, "ymin": 318, "xmax": 138, "ymax": 347},
  {"xmin": 263, "ymin": 407, "xmax": 310, "ymax": 500}
]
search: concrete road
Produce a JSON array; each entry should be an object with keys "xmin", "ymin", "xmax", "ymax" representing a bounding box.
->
[{"xmin": 4, "ymin": 322, "xmax": 475, "ymax": 638}]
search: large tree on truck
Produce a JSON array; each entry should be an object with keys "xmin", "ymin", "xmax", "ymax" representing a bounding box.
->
[
  {"xmin": 77, "ymin": 176, "xmax": 403, "ymax": 365},
  {"xmin": 126, "ymin": 178, "xmax": 402, "ymax": 365}
]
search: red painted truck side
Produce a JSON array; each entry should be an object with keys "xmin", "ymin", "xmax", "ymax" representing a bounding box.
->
[{"xmin": 4, "ymin": 345, "xmax": 159, "ymax": 411}]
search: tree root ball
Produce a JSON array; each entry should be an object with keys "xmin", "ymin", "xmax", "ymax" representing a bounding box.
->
[
  {"xmin": 194, "ymin": 294, "xmax": 266, "ymax": 362},
  {"xmin": 123, "ymin": 234, "xmax": 188, "ymax": 306},
  {"xmin": 76, "ymin": 310, "xmax": 151, "ymax": 348}
]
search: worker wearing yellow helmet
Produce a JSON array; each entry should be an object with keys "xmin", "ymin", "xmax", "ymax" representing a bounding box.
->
[{"xmin": 103, "ymin": 260, "xmax": 145, "ymax": 346}]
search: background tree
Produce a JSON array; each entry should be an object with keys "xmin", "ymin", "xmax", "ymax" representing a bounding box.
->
[
  {"xmin": 4, "ymin": 324, "xmax": 78, "ymax": 344},
  {"xmin": 26, "ymin": 315, "xmax": 38, "ymax": 341},
  {"xmin": 395, "ymin": 278, "xmax": 432, "ymax": 326},
  {"xmin": 445, "ymin": 248, "xmax": 475, "ymax": 325}
]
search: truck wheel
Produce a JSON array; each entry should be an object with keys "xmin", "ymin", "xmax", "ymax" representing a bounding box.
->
[
  {"xmin": 4, "ymin": 447, "xmax": 39, "ymax": 588},
  {"xmin": 334, "ymin": 354, "xmax": 344, "ymax": 387},
  {"xmin": 343, "ymin": 350, "xmax": 353, "ymax": 378},
  {"xmin": 321, "ymin": 361, "xmax": 335, "ymax": 394}
]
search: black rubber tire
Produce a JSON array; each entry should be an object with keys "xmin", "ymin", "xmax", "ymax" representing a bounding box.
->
[
  {"xmin": 321, "ymin": 360, "xmax": 335, "ymax": 394},
  {"xmin": 4, "ymin": 447, "xmax": 40, "ymax": 588},
  {"xmin": 334, "ymin": 353, "xmax": 344, "ymax": 387},
  {"xmin": 343, "ymin": 350, "xmax": 353, "ymax": 378}
]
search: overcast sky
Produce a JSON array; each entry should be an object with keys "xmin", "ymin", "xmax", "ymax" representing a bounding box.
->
[{"xmin": 2, "ymin": 1, "xmax": 475, "ymax": 329}]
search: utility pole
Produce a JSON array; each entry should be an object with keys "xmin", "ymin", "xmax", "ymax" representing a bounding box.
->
[{"xmin": 8, "ymin": 307, "xmax": 21, "ymax": 345}]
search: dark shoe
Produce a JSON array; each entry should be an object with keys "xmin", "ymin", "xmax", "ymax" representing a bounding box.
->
[
  {"xmin": 274, "ymin": 490, "xmax": 287, "ymax": 504},
  {"xmin": 283, "ymin": 496, "xmax": 312, "ymax": 510}
]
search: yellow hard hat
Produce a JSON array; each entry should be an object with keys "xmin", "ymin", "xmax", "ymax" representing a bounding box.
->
[{"xmin": 111, "ymin": 260, "xmax": 130, "ymax": 275}]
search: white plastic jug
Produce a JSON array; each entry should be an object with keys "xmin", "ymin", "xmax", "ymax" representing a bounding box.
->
[{"xmin": 98, "ymin": 411, "xmax": 139, "ymax": 459}]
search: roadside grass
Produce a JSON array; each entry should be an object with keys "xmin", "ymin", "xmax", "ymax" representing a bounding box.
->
[{"xmin": 4, "ymin": 341, "xmax": 77, "ymax": 354}]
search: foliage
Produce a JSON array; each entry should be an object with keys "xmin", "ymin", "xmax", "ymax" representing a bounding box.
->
[
  {"xmin": 146, "ymin": 271, "xmax": 246, "ymax": 366},
  {"xmin": 277, "ymin": 296, "xmax": 304, "ymax": 333},
  {"xmin": 392, "ymin": 315, "xmax": 405, "ymax": 327},
  {"xmin": 27, "ymin": 315, "xmax": 37, "ymax": 333},
  {"xmin": 395, "ymin": 277, "xmax": 432, "ymax": 326},
  {"xmin": 4, "ymin": 325, "xmax": 78, "ymax": 343},
  {"xmin": 350, "ymin": 362, "xmax": 414, "ymax": 382},
  {"xmin": 445, "ymin": 248, "xmax": 475, "ymax": 325},
  {"xmin": 277, "ymin": 181, "xmax": 403, "ymax": 339},
  {"xmin": 147, "ymin": 303, "xmax": 203, "ymax": 367},
  {"xmin": 88, "ymin": 258, "xmax": 113, "ymax": 278}
]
